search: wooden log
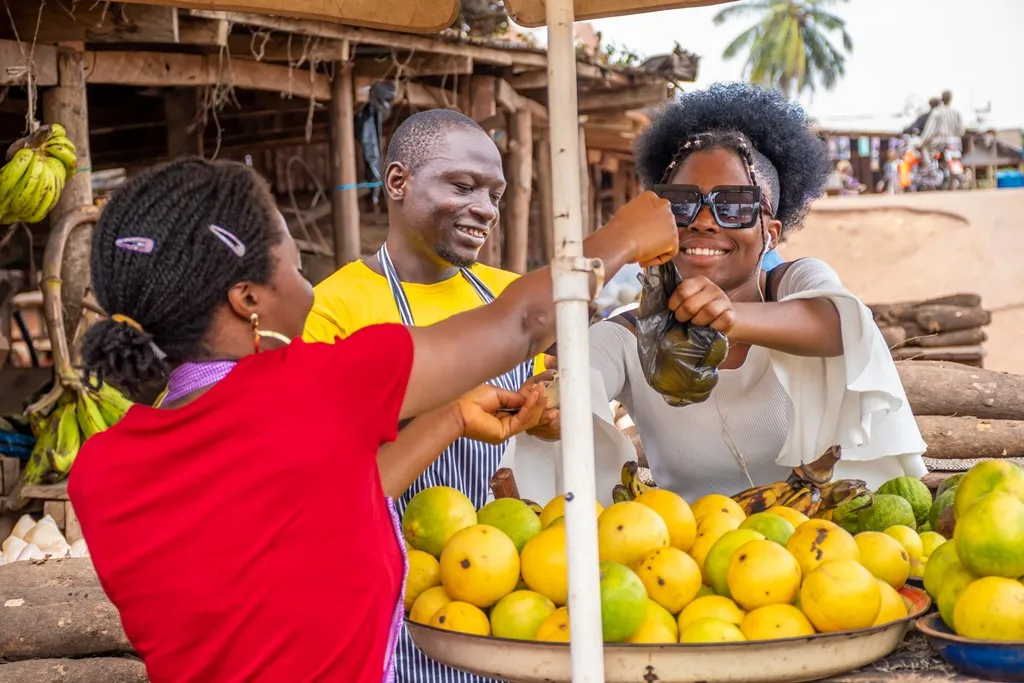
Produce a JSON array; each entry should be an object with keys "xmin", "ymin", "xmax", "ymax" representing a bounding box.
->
[
  {"xmin": 534, "ymin": 134, "xmax": 554, "ymax": 264},
  {"xmin": 64, "ymin": 501, "xmax": 82, "ymax": 544},
  {"xmin": 914, "ymin": 305, "xmax": 991, "ymax": 334},
  {"xmin": 896, "ymin": 360, "xmax": 1024, "ymax": 419},
  {"xmin": 870, "ymin": 293, "xmax": 983, "ymax": 324},
  {"xmin": 0, "ymin": 657, "xmax": 147, "ymax": 683},
  {"xmin": 878, "ymin": 325, "xmax": 906, "ymax": 348},
  {"xmin": 0, "ymin": 599, "xmax": 132, "ymax": 659},
  {"xmin": 504, "ymin": 108, "xmax": 533, "ymax": 274},
  {"xmin": 916, "ymin": 416, "xmax": 1024, "ymax": 460},
  {"xmin": 914, "ymin": 327, "xmax": 987, "ymax": 348},
  {"xmin": 921, "ymin": 471, "xmax": 962, "ymax": 491},
  {"xmin": 890, "ymin": 345, "xmax": 985, "ymax": 363},
  {"xmin": 44, "ymin": 48, "xmax": 94, "ymax": 346},
  {"xmin": 0, "ymin": 558, "xmax": 99, "ymax": 590},
  {"xmin": 177, "ymin": 14, "xmax": 230, "ymax": 47},
  {"xmin": 329, "ymin": 57, "xmax": 360, "ymax": 268}
]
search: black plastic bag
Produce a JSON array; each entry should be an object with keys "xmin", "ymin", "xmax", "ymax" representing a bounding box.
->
[{"xmin": 635, "ymin": 263, "xmax": 729, "ymax": 406}]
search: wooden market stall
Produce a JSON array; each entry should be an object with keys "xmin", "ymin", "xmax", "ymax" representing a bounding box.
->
[{"xmin": 0, "ymin": 2, "xmax": 689, "ymax": 285}]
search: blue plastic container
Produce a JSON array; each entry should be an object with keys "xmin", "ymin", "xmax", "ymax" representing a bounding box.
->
[
  {"xmin": 916, "ymin": 613, "xmax": 1024, "ymax": 681},
  {"xmin": 996, "ymin": 170, "xmax": 1024, "ymax": 188}
]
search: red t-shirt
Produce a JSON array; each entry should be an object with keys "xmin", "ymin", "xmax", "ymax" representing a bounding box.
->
[{"xmin": 68, "ymin": 325, "xmax": 413, "ymax": 683}]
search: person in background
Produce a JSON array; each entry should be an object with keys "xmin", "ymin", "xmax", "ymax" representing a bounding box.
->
[
  {"xmin": 515, "ymin": 83, "xmax": 927, "ymax": 503},
  {"xmin": 921, "ymin": 90, "xmax": 966, "ymax": 158},
  {"xmin": 302, "ymin": 109, "xmax": 553, "ymax": 683},
  {"xmin": 905, "ymin": 97, "xmax": 940, "ymax": 135},
  {"xmin": 68, "ymin": 157, "xmax": 679, "ymax": 683},
  {"xmin": 837, "ymin": 160, "xmax": 867, "ymax": 196}
]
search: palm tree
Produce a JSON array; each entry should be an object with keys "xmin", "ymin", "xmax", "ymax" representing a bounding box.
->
[{"xmin": 714, "ymin": 0, "xmax": 853, "ymax": 98}]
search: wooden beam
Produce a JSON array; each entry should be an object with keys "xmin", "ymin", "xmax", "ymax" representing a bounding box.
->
[
  {"xmin": 43, "ymin": 48, "xmax": 93, "ymax": 345},
  {"xmin": 330, "ymin": 62, "xmax": 360, "ymax": 267},
  {"xmin": 354, "ymin": 77, "xmax": 455, "ymax": 110},
  {"xmin": 519, "ymin": 97, "xmax": 548, "ymax": 126},
  {"xmin": 460, "ymin": 76, "xmax": 497, "ymax": 123},
  {"xmin": 197, "ymin": 11, "xmax": 548, "ymax": 68},
  {"xmin": 0, "ymin": 39, "xmax": 57, "ymax": 87},
  {"xmin": 177, "ymin": 15, "xmax": 230, "ymax": 47},
  {"xmin": 357, "ymin": 54, "xmax": 473, "ymax": 79},
  {"xmin": 582, "ymin": 128, "xmax": 638, "ymax": 155},
  {"xmin": 84, "ymin": 51, "xmax": 331, "ymax": 100},
  {"xmin": 229, "ymin": 34, "xmax": 350, "ymax": 63},
  {"xmin": 508, "ymin": 64, "xmax": 631, "ymax": 90},
  {"xmin": 164, "ymin": 88, "xmax": 202, "ymax": 159},
  {"xmin": 495, "ymin": 78, "xmax": 520, "ymax": 113},
  {"xmin": 578, "ymin": 83, "xmax": 671, "ymax": 114},
  {"xmin": 5, "ymin": 1, "xmax": 179, "ymax": 44},
  {"xmin": 579, "ymin": 127, "xmax": 591, "ymax": 235},
  {"xmin": 534, "ymin": 134, "xmax": 554, "ymax": 264},
  {"xmin": 505, "ymin": 108, "xmax": 533, "ymax": 274}
]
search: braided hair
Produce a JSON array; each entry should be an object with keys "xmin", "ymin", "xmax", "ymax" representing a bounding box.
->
[
  {"xmin": 81, "ymin": 157, "xmax": 282, "ymax": 395},
  {"xmin": 635, "ymin": 83, "xmax": 831, "ymax": 234}
]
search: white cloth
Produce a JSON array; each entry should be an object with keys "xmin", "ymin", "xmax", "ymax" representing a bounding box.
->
[{"xmin": 506, "ymin": 258, "xmax": 928, "ymax": 503}]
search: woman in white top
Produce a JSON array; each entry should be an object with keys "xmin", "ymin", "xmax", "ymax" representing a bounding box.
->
[{"xmin": 514, "ymin": 83, "xmax": 927, "ymax": 503}]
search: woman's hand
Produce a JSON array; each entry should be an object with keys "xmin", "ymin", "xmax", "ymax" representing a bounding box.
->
[
  {"xmin": 668, "ymin": 276, "xmax": 737, "ymax": 334},
  {"xmin": 520, "ymin": 371, "xmax": 561, "ymax": 441},
  {"xmin": 454, "ymin": 384, "xmax": 547, "ymax": 444}
]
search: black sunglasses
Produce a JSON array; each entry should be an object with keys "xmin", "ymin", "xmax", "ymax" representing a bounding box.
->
[{"xmin": 652, "ymin": 184, "xmax": 773, "ymax": 229}]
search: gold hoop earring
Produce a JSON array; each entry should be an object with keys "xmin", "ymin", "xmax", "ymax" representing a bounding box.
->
[{"xmin": 250, "ymin": 313, "xmax": 261, "ymax": 354}]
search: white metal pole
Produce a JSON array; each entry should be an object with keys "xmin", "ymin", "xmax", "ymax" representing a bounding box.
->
[{"xmin": 544, "ymin": 0, "xmax": 606, "ymax": 680}]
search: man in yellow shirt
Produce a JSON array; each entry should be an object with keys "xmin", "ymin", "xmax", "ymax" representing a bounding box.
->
[{"xmin": 303, "ymin": 108, "xmax": 549, "ymax": 683}]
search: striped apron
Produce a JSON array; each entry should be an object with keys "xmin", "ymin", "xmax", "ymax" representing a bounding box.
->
[{"xmin": 377, "ymin": 244, "xmax": 533, "ymax": 683}]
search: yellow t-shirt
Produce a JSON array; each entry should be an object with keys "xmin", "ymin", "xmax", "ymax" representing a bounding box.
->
[{"xmin": 303, "ymin": 260, "xmax": 545, "ymax": 373}]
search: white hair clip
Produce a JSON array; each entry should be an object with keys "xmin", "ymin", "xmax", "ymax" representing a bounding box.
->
[
  {"xmin": 208, "ymin": 224, "xmax": 246, "ymax": 257},
  {"xmin": 114, "ymin": 237, "xmax": 155, "ymax": 254}
]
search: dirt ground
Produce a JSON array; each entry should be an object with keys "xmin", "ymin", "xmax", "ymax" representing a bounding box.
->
[{"xmin": 781, "ymin": 188, "xmax": 1024, "ymax": 374}]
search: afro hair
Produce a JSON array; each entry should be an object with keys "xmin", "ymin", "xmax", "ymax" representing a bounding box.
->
[{"xmin": 635, "ymin": 83, "xmax": 831, "ymax": 234}]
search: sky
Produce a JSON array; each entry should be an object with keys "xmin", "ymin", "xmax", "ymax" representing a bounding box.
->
[{"xmin": 517, "ymin": 0, "xmax": 1024, "ymax": 132}]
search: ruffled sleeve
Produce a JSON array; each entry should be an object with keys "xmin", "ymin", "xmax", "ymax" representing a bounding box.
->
[{"xmin": 770, "ymin": 259, "xmax": 928, "ymax": 486}]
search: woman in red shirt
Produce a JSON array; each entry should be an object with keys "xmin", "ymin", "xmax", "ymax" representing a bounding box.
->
[{"xmin": 68, "ymin": 157, "xmax": 677, "ymax": 683}]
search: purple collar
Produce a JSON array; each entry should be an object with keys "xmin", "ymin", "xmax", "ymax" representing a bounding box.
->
[{"xmin": 163, "ymin": 361, "xmax": 237, "ymax": 404}]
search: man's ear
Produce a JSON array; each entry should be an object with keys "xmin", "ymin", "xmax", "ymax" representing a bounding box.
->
[
  {"xmin": 385, "ymin": 162, "xmax": 409, "ymax": 202},
  {"xmin": 226, "ymin": 282, "xmax": 259, "ymax": 321}
]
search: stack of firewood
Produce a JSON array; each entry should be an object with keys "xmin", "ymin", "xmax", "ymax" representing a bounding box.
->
[
  {"xmin": 0, "ymin": 558, "xmax": 145, "ymax": 683},
  {"xmin": 897, "ymin": 360, "xmax": 1024, "ymax": 486},
  {"xmin": 870, "ymin": 294, "xmax": 991, "ymax": 368}
]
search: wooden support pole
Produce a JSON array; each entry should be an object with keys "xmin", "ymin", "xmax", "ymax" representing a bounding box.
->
[
  {"xmin": 578, "ymin": 126, "xmax": 591, "ymax": 234},
  {"xmin": 504, "ymin": 108, "xmax": 533, "ymax": 274},
  {"xmin": 164, "ymin": 88, "xmax": 202, "ymax": 159},
  {"xmin": 612, "ymin": 164, "xmax": 628, "ymax": 213},
  {"xmin": 534, "ymin": 134, "xmax": 554, "ymax": 265},
  {"xmin": 43, "ymin": 48, "xmax": 93, "ymax": 345},
  {"xmin": 329, "ymin": 54, "xmax": 360, "ymax": 267}
]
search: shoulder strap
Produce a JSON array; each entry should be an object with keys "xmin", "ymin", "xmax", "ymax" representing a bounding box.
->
[
  {"xmin": 764, "ymin": 259, "xmax": 801, "ymax": 302},
  {"xmin": 608, "ymin": 310, "xmax": 638, "ymax": 336}
]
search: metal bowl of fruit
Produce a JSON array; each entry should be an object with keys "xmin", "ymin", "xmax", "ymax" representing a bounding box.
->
[
  {"xmin": 916, "ymin": 613, "xmax": 1024, "ymax": 682},
  {"xmin": 407, "ymin": 586, "xmax": 931, "ymax": 683}
]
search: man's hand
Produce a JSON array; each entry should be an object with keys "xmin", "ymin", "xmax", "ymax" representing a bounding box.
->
[
  {"xmin": 454, "ymin": 384, "xmax": 547, "ymax": 444},
  {"xmin": 667, "ymin": 275, "xmax": 737, "ymax": 335},
  {"xmin": 520, "ymin": 371, "xmax": 561, "ymax": 441},
  {"xmin": 604, "ymin": 191, "xmax": 679, "ymax": 267}
]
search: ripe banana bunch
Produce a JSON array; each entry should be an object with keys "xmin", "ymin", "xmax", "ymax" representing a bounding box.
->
[
  {"xmin": 2, "ymin": 382, "xmax": 133, "ymax": 511},
  {"xmin": 613, "ymin": 461, "xmax": 657, "ymax": 502},
  {"xmin": 0, "ymin": 123, "xmax": 77, "ymax": 225},
  {"xmin": 730, "ymin": 445, "xmax": 871, "ymax": 518}
]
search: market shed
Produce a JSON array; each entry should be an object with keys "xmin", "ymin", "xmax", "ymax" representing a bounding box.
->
[{"xmin": 0, "ymin": 2, "xmax": 694, "ymax": 287}]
